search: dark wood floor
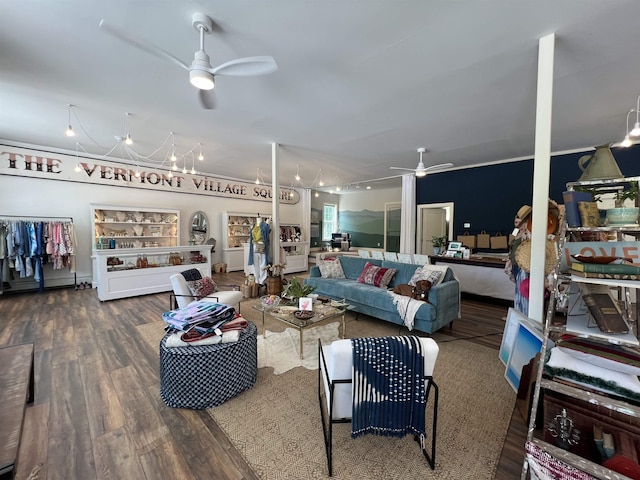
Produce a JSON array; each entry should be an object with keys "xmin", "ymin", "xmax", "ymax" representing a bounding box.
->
[{"xmin": 0, "ymin": 270, "xmax": 527, "ymax": 479}]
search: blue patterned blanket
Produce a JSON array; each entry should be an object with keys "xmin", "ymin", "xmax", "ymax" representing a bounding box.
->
[{"xmin": 351, "ymin": 336, "xmax": 426, "ymax": 438}]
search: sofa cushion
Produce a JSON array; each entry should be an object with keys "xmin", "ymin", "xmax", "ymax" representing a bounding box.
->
[
  {"xmin": 339, "ymin": 256, "xmax": 382, "ymax": 280},
  {"xmin": 357, "ymin": 262, "xmax": 397, "ymax": 288},
  {"xmin": 186, "ymin": 277, "xmax": 217, "ymax": 298},
  {"xmin": 318, "ymin": 259, "xmax": 346, "ymax": 278},
  {"xmin": 409, "ymin": 264, "xmax": 448, "ymax": 287}
]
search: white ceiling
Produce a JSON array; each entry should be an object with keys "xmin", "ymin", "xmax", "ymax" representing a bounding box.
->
[{"xmin": 2, "ymin": 1, "xmax": 640, "ymax": 192}]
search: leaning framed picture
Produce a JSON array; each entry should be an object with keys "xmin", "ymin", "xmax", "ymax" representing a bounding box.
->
[
  {"xmin": 499, "ymin": 308, "xmax": 524, "ymax": 366},
  {"xmin": 505, "ymin": 321, "xmax": 544, "ymax": 392},
  {"xmin": 499, "ymin": 307, "xmax": 542, "ymax": 366}
]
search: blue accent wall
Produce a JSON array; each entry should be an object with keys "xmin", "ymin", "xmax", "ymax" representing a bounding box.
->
[{"xmin": 416, "ymin": 145, "xmax": 640, "ymax": 240}]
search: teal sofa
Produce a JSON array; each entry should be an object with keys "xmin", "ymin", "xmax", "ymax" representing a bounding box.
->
[{"xmin": 304, "ymin": 256, "xmax": 459, "ymax": 334}]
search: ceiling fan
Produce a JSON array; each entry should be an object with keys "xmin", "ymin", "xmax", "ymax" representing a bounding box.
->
[
  {"xmin": 99, "ymin": 13, "xmax": 278, "ymax": 109},
  {"xmin": 390, "ymin": 148, "xmax": 453, "ymax": 177}
]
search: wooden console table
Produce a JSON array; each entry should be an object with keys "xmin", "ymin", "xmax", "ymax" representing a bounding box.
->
[{"xmin": 0, "ymin": 343, "xmax": 34, "ymax": 480}]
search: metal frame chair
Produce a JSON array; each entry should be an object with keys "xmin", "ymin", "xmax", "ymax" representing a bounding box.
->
[{"xmin": 318, "ymin": 337, "xmax": 439, "ymax": 476}]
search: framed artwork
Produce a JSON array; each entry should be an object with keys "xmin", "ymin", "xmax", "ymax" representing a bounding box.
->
[
  {"xmin": 310, "ymin": 224, "xmax": 320, "ymax": 238},
  {"xmin": 499, "ymin": 307, "xmax": 524, "ymax": 366},
  {"xmin": 299, "ymin": 297, "xmax": 313, "ymax": 311},
  {"xmin": 310, "ymin": 209, "xmax": 320, "ymax": 223},
  {"xmin": 448, "ymin": 241, "xmax": 463, "ymax": 251},
  {"xmin": 505, "ymin": 320, "xmax": 544, "ymax": 392}
]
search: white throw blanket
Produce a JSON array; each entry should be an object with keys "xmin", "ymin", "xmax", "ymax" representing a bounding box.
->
[
  {"xmin": 389, "ymin": 291, "xmax": 425, "ymax": 331},
  {"xmin": 546, "ymin": 347, "xmax": 640, "ymax": 397}
]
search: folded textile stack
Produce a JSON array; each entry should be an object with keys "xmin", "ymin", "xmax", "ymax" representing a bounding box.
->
[
  {"xmin": 162, "ymin": 300, "xmax": 236, "ymax": 335},
  {"xmin": 162, "ymin": 300, "xmax": 249, "ymax": 347},
  {"xmin": 544, "ymin": 335, "xmax": 640, "ymax": 403}
]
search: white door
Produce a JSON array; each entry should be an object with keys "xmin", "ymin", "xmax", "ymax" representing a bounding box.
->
[{"xmin": 417, "ymin": 203, "xmax": 454, "ymax": 255}]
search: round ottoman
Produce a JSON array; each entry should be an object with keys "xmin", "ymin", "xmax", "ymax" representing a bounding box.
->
[{"xmin": 159, "ymin": 321, "xmax": 257, "ymax": 409}]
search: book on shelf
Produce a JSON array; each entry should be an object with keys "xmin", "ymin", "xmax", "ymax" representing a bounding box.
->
[
  {"xmin": 569, "ymin": 269, "xmax": 640, "ymax": 281},
  {"xmin": 571, "ymin": 262, "xmax": 640, "ymax": 274},
  {"xmin": 579, "ymin": 283, "xmax": 629, "ymax": 334},
  {"xmin": 577, "ymin": 200, "xmax": 601, "ymax": 227},
  {"xmin": 563, "ymin": 190, "xmax": 593, "ymax": 227}
]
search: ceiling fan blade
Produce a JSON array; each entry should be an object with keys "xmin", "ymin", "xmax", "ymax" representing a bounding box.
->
[
  {"xmin": 209, "ymin": 56, "xmax": 278, "ymax": 76},
  {"xmin": 99, "ymin": 19, "xmax": 189, "ymax": 71},
  {"xmin": 424, "ymin": 163, "xmax": 454, "ymax": 172},
  {"xmin": 198, "ymin": 89, "xmax": 216, "ymax": 110},
  {"xmin": 389, "ymin": 166, "xmax": 417, "ymax": 171}
]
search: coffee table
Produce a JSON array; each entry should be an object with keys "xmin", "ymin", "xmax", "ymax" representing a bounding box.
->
[{"xmin": 253, "ymin": 300, "xmax": 352, "ymax": 359}]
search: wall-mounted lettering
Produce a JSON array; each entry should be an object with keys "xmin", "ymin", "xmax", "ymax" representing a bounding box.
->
[{"xmin": 0, "ymin": 147, "xmax": 299, "ymax": 204}]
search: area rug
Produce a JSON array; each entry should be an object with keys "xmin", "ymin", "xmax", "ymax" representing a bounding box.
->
[
  {"xmin": 258, "ymin": 322, "xmax": 340, "ymax": 374},
  {"xmin": 209, "ymin": 338, "xmax": 516, "ymax": 479}
]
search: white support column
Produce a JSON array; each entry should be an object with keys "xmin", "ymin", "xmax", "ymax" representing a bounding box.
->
[
  {"xmin": 400, "ymin": 174, "xmax": 416, "ymax": 253},
  {"xmin": 529, "ymin": 33, "xmax": 555, "ymax": 323},
  {"xmin": 271, "ymin": 142, "xmax": 281, "ymax": 265}
]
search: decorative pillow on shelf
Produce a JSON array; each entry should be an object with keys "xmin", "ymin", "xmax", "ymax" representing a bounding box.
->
[
  {"xmin": 187, "ymin": 277, "xmax": 217, "ymax": 298},
  {"xmin": 357, "ymin": 262, "xmax": 397, "ymax": 289},
  {"xmin": 318, "ymin": 259, "xmax": 346, "ymax": 279},
  {"xmin": 409, "ymin": 264, "xmax": 448, "ymax": 287}
]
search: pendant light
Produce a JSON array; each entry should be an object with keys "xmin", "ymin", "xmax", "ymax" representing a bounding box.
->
[{"xmin": 65, "ymin": 104, "xmax": 75, "ymax": 137}]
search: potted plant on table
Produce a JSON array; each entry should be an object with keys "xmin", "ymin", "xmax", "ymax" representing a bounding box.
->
[
  {"xmin": 431, "ymin": 235, "xmax": 448, "ymax": 255},
  {"xmin": 607, "ymin": 181, "xmax": 639, "ymax": 225},
  {"xmin": 282, "ymin": 277, "xmax": 316, "ymax": 302}
]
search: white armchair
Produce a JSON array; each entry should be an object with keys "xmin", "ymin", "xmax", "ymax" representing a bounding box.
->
[
  {"xmin": 169, "ymin": 271, "xmax": 243, "ymax": 311},
  {"xmin": 318, "ymin": 336, "xmax": 439, "ymax": 476}
]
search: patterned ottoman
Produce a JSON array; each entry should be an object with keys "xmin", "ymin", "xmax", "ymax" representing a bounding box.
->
[{"xmin": 159, "ymin": 321, "xmax": 258, "ymax": 409}]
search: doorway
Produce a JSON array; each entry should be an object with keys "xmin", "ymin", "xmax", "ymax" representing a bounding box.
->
[
  {"xmin": 416, "ymin": 203, "xmax": 454, "ymax": 255},
  {"xmin": 384, "ymin": 202, "xmax": 401, "ymax": 252}
]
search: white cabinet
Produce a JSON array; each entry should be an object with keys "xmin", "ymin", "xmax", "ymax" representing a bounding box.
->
[
  {"xmin": 91, "ymin": 204, "xmax": 180, "ymax": 250},
  {"xmin": 93, "ymin": 246, "xmax": 211, "ymax": 301},
  {"xmin": 243, "ymin": 241, "xmax": 309, "ymax": 275},
  {"xmin": 222, "ymin": 212, "xmax": 256, "ymax": 271},
  {"xmin": 281, "ymin": 241, "xmax": 309, "ymax": 274},
  {"xmin": 223, "ymin": 213, "xmax": 304, "ymax": 273}
]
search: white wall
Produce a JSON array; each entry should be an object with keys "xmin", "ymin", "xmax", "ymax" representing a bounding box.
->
[
  {"xmin": 338, "ymin": 187, "xmax": 401, "ymax": 211},
  {"xmin": 0, "ymin": 175, "xmax": 302, "ymax": 284}
]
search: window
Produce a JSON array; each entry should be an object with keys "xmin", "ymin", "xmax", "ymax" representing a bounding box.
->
[{"xmin": 322, "ymin": 204, "xmax": 338, "ymax": 241}]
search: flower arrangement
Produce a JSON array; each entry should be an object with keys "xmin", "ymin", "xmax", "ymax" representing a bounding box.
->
[{"xmin": 262, "ymin": 263, "xmax": 286, "ymax": 278}]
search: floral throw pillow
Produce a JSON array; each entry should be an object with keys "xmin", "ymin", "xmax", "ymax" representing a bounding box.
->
[
  {"xmin": 409, "ymin": 264, "xmax": 448, "ymax": 287},
  {"xmin": 357, "ymin": 262, "xmax": 397, "ymax": 289},
  {"xmin": 318, "ymin": 259, "xmax": 346, "ymax": 278},
  {"xmin": 187, "ymin": 277, "xmax": 217, "ymax": 298}
]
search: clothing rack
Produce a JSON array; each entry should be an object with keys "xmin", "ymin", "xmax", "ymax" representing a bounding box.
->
[{"xmin": 0, "ymin": 215, "xmax": 77, "ymax": 294}]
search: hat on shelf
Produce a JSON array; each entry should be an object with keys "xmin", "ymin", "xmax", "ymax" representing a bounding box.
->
[
  {"xmin": 514, "ymin": 238, "xmax": 558, "ymax": 274},
  {"xmin": 517, "ymin": 205, "xmax": 532, "ymax": 220}
]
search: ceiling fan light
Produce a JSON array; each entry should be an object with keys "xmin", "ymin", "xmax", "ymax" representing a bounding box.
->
[
  {"xmin": 190, "ymin": 69, "xmax": 214, "ymax": 90},
  {"xmin": 631, "ymin": 122, "xmax": 640, "ymax": 137}
]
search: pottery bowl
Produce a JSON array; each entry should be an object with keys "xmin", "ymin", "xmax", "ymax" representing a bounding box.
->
[{"xmin": 606, "ymin": 207, "xmax": 639, "ymax": 225}]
